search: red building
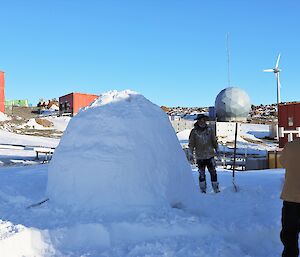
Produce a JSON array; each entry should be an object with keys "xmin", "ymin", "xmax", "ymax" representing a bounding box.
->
[
  {"xmin": 59, "ymin": 92, "xmax": 99, "ymax": 115},
  {"xmin": 0, "ymin": 71, "xmax": 5, "ymax": 113},
  {"xmin": 278, "ymin": 102, "xmax": 300, "ymax": 148}
]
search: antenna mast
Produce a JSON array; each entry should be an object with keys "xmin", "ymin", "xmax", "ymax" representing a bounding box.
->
[{"xmin": 226, "ymin": 33, "xmax": 231, "ymax": 87}]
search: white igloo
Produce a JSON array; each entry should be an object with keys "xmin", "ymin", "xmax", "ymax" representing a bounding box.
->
[{"xmin": 47, "ymin": 90, "xmax": 198, "ymax": 212}]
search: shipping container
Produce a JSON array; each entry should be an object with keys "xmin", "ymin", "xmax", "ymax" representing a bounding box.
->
[
  {"xmin": 278, "ymin": 102, "xmax": 300, "ymax": 148},
  {"xmin": 59, "ymin": 92, "xmax": 99, "ymax": 115}
]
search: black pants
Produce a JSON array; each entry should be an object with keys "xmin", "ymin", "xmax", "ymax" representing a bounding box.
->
[
  {"xmin": 196, "ymin": 157, "xmax": 217, "ymax": 183},
  {"xmin": 281, "ymin": 201, "xmax": 300, "ymax": 257}
]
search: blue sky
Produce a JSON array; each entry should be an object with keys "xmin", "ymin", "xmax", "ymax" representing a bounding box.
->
[{"xmin": 0, "ymin": 0, "xmax": 299, "ymax": 107}]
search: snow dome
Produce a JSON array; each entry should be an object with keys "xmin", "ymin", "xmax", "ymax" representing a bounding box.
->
[
  {"xmin": 47, "ymin": 90, "xmax": 198, "ymax": 213},
  {"xmin": 215, "ymin": 87, "xmax": 251, "ymax": 122}
]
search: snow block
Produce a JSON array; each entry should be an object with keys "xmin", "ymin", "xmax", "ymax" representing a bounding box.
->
[{"xmin": 47, "ymin": 90, "xmax": 198, "ymax": 212}]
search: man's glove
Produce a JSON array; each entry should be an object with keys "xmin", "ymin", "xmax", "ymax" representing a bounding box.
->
[
  {"xmin": 215, "ymin": 149, "xmax": 221, "ymax": 159},
  {"xmin": 187, "ymin": 149, "xmax": 194, "ymax": 162}
]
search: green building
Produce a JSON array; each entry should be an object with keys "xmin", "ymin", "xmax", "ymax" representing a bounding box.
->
[{"xmin": 5, "ymin": 99, "xmax": 29, "ymax": 108}]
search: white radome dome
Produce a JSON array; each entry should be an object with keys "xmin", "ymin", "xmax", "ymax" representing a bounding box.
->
[{"xmin": 215, "ymin": 87, "xmax": 251, "ymax": 122}]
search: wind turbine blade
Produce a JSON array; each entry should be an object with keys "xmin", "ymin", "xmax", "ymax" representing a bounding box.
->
[
  {"xmin": 276, "ymin": 53, "xmax": 281, "ymax": 68},
  {"xmin": 263, "ymin": 69, "xmax": 274, "ymax": 72}
]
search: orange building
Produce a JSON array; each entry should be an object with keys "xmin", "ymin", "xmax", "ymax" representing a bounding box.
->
[
  {"xmin": 59, "ymin": 92, "xmax": 99, "ymax": 115},
  {"xmin": 0, "ymin": 71, "xmax": 5, "ymax": 113}
]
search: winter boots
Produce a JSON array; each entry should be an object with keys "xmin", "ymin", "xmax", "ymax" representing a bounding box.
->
[
  {"xmin": 199, "ymin": 181, "xmax": 207, "ymax": 193},
  {"xmin": 212, "ymin": 182, "xmax": 220, "ymax": 193},
  {"xmin": 199, "ymin": 181, "xmax": 220, "ymax": 193}
]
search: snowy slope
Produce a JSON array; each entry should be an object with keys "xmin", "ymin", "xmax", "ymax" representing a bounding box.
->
[
  {"xmin": 0, "ymin": 112, "xmax": 11, "ymax": 122},
  {"xmin": 241, "ymin": 123, "xmax": 271, "ymax": 139},
  {"xmin": 45, "ymin": 116, "xmax": 71, "ymax": 132},
  {"xmin": 0, "ymin": 165, "xmax": 284, "ymax": 257},
  {"xmin": 17, "ymin": 117, "xmax": 71, "ymax": 132},
  {"xmin": 17, "ymin": 118, "xmax": 47, "ymax": 130},
  {"xmin": 0, "ymin": 130, "xmax": 59, "ymax": 147}
]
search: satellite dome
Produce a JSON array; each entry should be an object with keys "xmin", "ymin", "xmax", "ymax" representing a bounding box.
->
[{"xmin": 215, "ymin": 87, "xmax": 251, "ymax": 122}]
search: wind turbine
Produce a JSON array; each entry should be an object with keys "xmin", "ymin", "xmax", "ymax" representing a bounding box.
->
[
  {"xmin": 263, "ymin": 54, "xmax": 282, "ymax": 141},
  {"xmin": 263, "ymin": 54, "xmax": 282, "ymax": 105}
]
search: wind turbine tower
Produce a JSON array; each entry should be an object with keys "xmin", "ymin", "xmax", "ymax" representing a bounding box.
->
[
  {"xmin": 263, "ymin": 54, "xmax": 282, "ymax": 105},
  {"xmin": 263, "ymin": 54, "xmax": 282, "ymax": 141}
]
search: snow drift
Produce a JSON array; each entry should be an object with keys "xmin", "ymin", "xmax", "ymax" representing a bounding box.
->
[
  {"xmin": 47, "ymin": 90, "xmax": 198, "ymax": 212},
  {"xmin": 0, "ymin": 112, "xmax": 10, "ymax": 122}
]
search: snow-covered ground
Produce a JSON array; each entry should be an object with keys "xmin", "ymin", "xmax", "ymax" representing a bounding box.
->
[
  {"xmin": 0, "ymin": 116, "xmax": 69, "ymax": 166},
  {"xmin": 44, "ymin": 116, "xmax": 71, "ymax": 132},
  {"xmin": 0, "ymin": 130, "xmax": 60, "ymax": 166},
  {"xmin": 0, "ymin": 164, "xmax": 284, "ymax": 256},
  {"xmin": 0, "ymin": 112, "xmax": 11, "ymax": 122},
  {"xmin": 17, "ymin": 117, "xmax": 71, "ymax": 132},
  {"xmin": 0, "ymin": 113, "xmax": 71, "ymax": 138},
  {"xmin": 0, "ymin": 130, "xmax": 59, "ymax": 147},
  {"xmin": 0, "ymin": 91, "xmax": 284, "ymax": 256}
]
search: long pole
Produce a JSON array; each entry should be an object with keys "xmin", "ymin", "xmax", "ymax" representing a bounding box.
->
[{"xmin": 232, "ymin": 122, "xmax": 238, "ymax": 192}]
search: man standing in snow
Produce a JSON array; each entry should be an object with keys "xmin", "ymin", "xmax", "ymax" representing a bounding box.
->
[
  {"xmin": 188, "ymin": 114, "xmax": 220, "ymax": 193},
  {"xmin": 279, "ymin": 138, "xmax": 300, "ymax": 257}
]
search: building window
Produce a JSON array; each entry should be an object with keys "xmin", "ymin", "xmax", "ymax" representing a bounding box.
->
[
  {"xmin": 64, "ymin": 101, "xmax": 70, "ymax": 111},
  {"xmin": 288, "ymin": 117, "xmax": 294, "ymax": 127}
]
